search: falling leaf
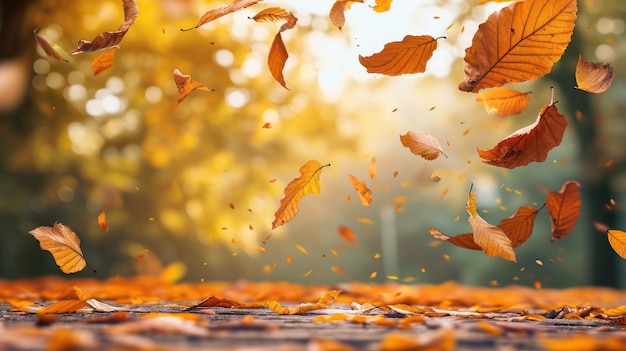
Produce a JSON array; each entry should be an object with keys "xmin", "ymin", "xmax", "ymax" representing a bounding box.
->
[
  {"xmin": 272, "ymin": 160, "xmax": 330, "ymax": 229},
  {"xmin": 250, "ymin": 7, "xmax": 291, "ymax": 22},
  {"xmin": 28, "ymin": 223, "xmax": 96, "ymax": 274},
  {"xmin": 181, "ymin": 0, "xmax": 263, "ymax": 31},
  {"xmin": 267, "ymin": 12, "xmax": 298, "ymax": 89},
  {"xmin": 262, "ymin": 122, "xmax": 272, "ymax": 129},
  {"xmin": 498, "ymin": 205, "xmax": 543, "ymax": 248},
  {"xmin": 359, "ymin": 35, "xmax": 444, "ymax": 76},
  {"xmin": 476, "ymin": 87, "xmax": 531, "ymax": 117},
  {"xmin": 348, "ymin": 175, "xmax": 372, "ymax": 206},
  {"xmin": 546, "ymin": 181, "xmax": 581, "ymax": 241},
  {"xmin": 607, "ymin": 230, "xmax": 626, "ymax": 259},
  {"xmin": 33, "ymin": 29, "xmax": 69, "ymax": 62},
  {"xmin": 173, "ymin": 69, "xmax": 212, "ymax": 104},
  {"xmin": 369, "ymin": 157, "xmax": 376, "ymax": 180},
  {"xmin": 329, "ymin": 0, "xmax": 364, "ymax": 30},
  {"xmin": 467, "ymin": 192, "xmax": 516, "ymax": 262},
  {"xmin": 92, "ymin": 49, "xmax": 116, "ymax": 75},
  {"xmin": 477, "ymin": 90, "xmax": 567, "ymax": 168},
  {"xmin": 575, "ymin": 55, "xmax": 614, "ymax": 93},
  {"xmin": 373, "ymin": 0, "xmax": 393, "ymax": 12},
  {"xmin": 267, "ymin": 289, "xmax": 341, "ymax": 315},
  {"xmin": 73, "ymin": 0, "xmax": 139, "ymax": 54},
  {"xmin": 338, "ymin": 225, "xmax": 358, "ymax": 244},
  {"xmin": 97, "ymin": 210, "xmax": 109, "ymax": 232},
  {"xmin": 428, "ymin": 229, "xmax": 482, "ymax": 250},
  {"xmin": 400, "ymin": 131, "xmax": 446, "ymax": 160},
  {"xmin": 458, "ymin": 0, "xmax": 577, "ymax": 92}
]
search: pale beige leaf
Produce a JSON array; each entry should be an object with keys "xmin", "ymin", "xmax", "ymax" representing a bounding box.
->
[
  {"xmin": 400, "ymin": 131, "xmax": 446, "ymax": 160},
  {"xmin": 28, "ymin": 223, "xmax": 96, "ymax": 274}
]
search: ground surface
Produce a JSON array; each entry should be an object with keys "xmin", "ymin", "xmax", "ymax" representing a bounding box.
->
[{"xmin": 1, "ymin": 277, "xmax": 626, "ymax": 350}]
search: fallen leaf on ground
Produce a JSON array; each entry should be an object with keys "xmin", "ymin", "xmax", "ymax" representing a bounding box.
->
[
  {"xmin": 348, "ymin": 174, "xmax": 372, "ymax": 206},
  {"xmin": 546, "ymin": 181, "xmax": 581, "ymax": 241},
  {"xmin": 181, "ymin": 0, "xmax": 263, "ymax": 31},
  {"xmin": 575, "ymin": 55, "xmax": 614, "ymax": 93},
  {"xmin": 267, "ymin": 289, "xmax": 342, "ymax": 315},
  {"xmin": 86, "ymin": 299, "xmax": 126, "ymax": 312},
  {"xmin": 73, "ymin": 0, "xmax": 138, "ymax": 54},
  {"xmin": 186, "ymin": 296, "xmax": 243, "ymax": 310},
  {"xmin": 40, "ymin": 299, "xmax": 88, "ymax": 314},
  {"xmin": 400, "ymin": 131, "xmax": 446, "ymax": 160},
  {"xmin": 475, "ymin": 87, "xmax": 531, "ymax": 117},
  {"xmin": 359, "ymin": 35, "xmax": 443, "ymax": 76},
  {"xmin": 380, "ymin": 329, "xmax": 455, "ymax": 351},
  {"xmin": 28, "ymin": 223, "xmax": 96, "ymax": 273},
  {"xmin": 173, "ymin": 69, "xmax": 213, "ymax": 104}
]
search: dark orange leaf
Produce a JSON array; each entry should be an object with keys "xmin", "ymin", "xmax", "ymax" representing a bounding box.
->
[
  {"xmin": 267, "ymin": 13, "xmax": 298, "ymax": 89},
  {"xmin": 338, "ymin": 225, "xmax": 358, "ymax": 244},
  {"xmin": 33, "ymin": 29, "xmax": 69, "ymax": 62},
  {"xmin": 92, "ymin": 49, "xmax": 115, "ymax": 75},
  {"xmin": 428, "ymin": 229, "xmax": 482, "ymax": 250},
  {"xmin": 28, "ymin": 223, "xmax": 96, "ymax": 273},
  {"xmin": 467, "ymin": 192, "xmax": 516, "ymax": 262},
  {"xmin": 173, "ymin": 69, "xmax": 213, "ymax": 104},
  {"xmin": 262, "ymin": 122, "xmax": 272, "ymax": 129},
  {"xmin": 329, "ymin": 0, "xmax": 364, "ymax": 30},
  {"xmin": 40, "ymin": 299, "xmax": 87, "ymax": 314},
  {"xmin": 546, "ymin": 181, "xmax": 581, "ymax": 241},
  {"xmin": 272, "ymin": 160, "xmax": 330, "ymax": 229},
  {"xmin": 187, "ymin": 296, "xmax": 242, "ymax": 310},
  {"xmin": 181, "ymin": 0, "xmax": 263, "ymax": 31},
  {"xmin": 607, "ymin": 230, "xmax": 626, "ymax": 259},
  {"xmin": 369, "ymin": 157, "xmax": 376, "ymax": 180},
  {"xmin": 348, "ymin": 174, "xmax": 372, "ymax": 206},
  {"xmin": 477, "ymin": 91, "xmax": 567, "ymax": 169},
  {"xmin": 498, "ymin": 205, "xmax": 543, "ymax": 248},
  {"xmin": 373, "ymin": 0, "xmax": 393, "ymax": 12},
  {"xmin": 309, "ymin": 339, "xmax": 356, "ymax": 351},
  {"xmin": 400, "ymin": 131, "xmax": 446, "ymax": 160},
  {"xmin": 380, "ymin": 329, "xmax": 455, "ymax": 351},
  {"xmin": 73, "ymin": 0, "xmax": 138, "ymax": 54},
  {"xmin": 250, "ymin": 7, "xmax": 290, "ymax": 22},
  {"xmin": 575, "ymin": 55, "xmax": 614, "ymax": 93},
  {"xmin": 458, "ymin": 0, "xmax": 577, "ymax": 92},
  {"xmin": 267, "ymin": 289, "xmax": 341, "ymax": 315},
  {"xmin": 97, "ymin": 210, "xmax": 109, "ymax": 232},
  {"xmin": 475, "ymin": 87, "xmax": 531, "ymax": 117},
  {"xmin": 359, "ymin": 35, "xmax": 443, "ymax": 76}
]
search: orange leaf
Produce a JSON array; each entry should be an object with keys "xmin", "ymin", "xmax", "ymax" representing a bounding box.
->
[
  {"xmin": 458, "ymin": 0, "xmax": 577, "ymax": 92},
  {"xmin": 309, "ymin": 339, "xmax": 356, "ymax": 351},
  {"xmin": 373, "ymin": 0, "xmax": 393, "ymax": 13},
  {"xmin": 348, "ymin": 174, "xmax": 372, "ymax": 206},
  {"xmin": 400, "ymin": 131, "xmax": 446, "ymax": 160},
  {"xmin": 267, "ymin": 289, "xmax": 341, "ymax": 315},
  {"xmin": 40, "ymin": 299, "xmax": 87, "ymax": 314},
  {"xmin": 181, "ymin": 0, "xmax": 263, "ymax": 31},
  {"xmin": 72, "ymin": 0, "xmax": 138, "ymax": 54},
  {"xmin": 267, "ymin": 13, "xmax": 298, "ymax": 89},
  {"xmin": 250, "ymin": 7, "xmax": 291, "ymax": 22},
  {"xmin": 359, "ymin": 35, "xmax": 443, "ymax": 76},
  {"xmin": 428, "ymin": 229, "xmax": 482, "ymax": 250},
  {"xmin": 33, "ymin": 29, "xmax": 69, "ymax": 62},
  {"xmin": 187, "ymin": 296, "xmax": 243, "ymax": 310},
  {"xmin": 607, "ymin": 230, "xmax": 626, "ymax": 259},
  {"xmin": 380, "ymin": 329, "xmax": 455, "ymax": 351},
  {"xmin": 546, "ymin": 181, "xmax": 581, "ymax": 241},
  {"xmin": 272, "ymin": 160, "xmax": 330, "ymax": 229},
  {"xmin": 97, "ymin": 210, "xmax": 109, "ymax": 232},
  {"xmin": 575, "ymin": 55, "xmax": 614, "ymax": 93},
  {"xmin": 498, "ymin": 205, "xmax": 542, "ymax": 248},
  {"xmin": 475, "ymin": 87, "xmax": 531, "ymax": 117},
  {"xmin": 338, "ymin": 225, "xmax": 358, "ymax": 244},
  {"xmin": 467, "ymin": 192, "xmax": 516, "ymax": 262},
  {"xmin": 173, "ymin": 69, "xmax": 212, "ymax": 104},
  {"xmin": 28, "ymin": 223, "xmax": 96, "ymax": 274},
  {"xmin": 540, "ymin": 334, "xmax": 626, "ymax": 351},
  {"xmin": 477, "ymin": 91, "xmax": 567, "ymax": 168},
  {"xmin": 329, "ymin": 0, "xmax": 364, "ymax": 30},
  {"xmin": 369, "ymin": 157, "xmax": 376, "ymax": 180},
  {"xmin": 92, "ymin": 49, "xmax": 115, "ymax": 76}
]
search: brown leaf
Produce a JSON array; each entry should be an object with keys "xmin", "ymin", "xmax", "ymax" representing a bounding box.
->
[
  {"xmin": 467, "ymin": 192, "xmax": 516, "ymax": 262},
  {"xmin": 28, "ymin": 223, "xmax": 96, "ymax": 274},
  {"xmin": 546, "ymin": 181, "xmax": 581, "ymax": 241},
  {"xmin": 607, "ymin": 230, "xmax": 626, "ymax": 259},
  {"xmin": 575, "ymin": 55, "xmax": 614, "ymax": 93},
  {"xmin": 458, "ymin": 0, "xmax": 577, "ymax": 92},
  {"xmin": 250, "ymin": 7, "xmax": 291, "ymax": 22},
  {"xmin": 475, "ymin": 87, "xmax": 531, "ymax": 117},
  {"xmin": 173, "ymin": 69, "xmax": 212, "ymax": 104},
  {"xmin": 477, "ymin": 90, "xmax": 567, "ymax": 168},
  {"xmin": 267, "ymin": 289, "xmax": 341, "ymax": 315},
  {"xmin": 92, "ymin": 49, "xmax": 116, "ymax": 76},
  {"xmin": 182, "ymin": 0, "xmax": 263, "ymax": 31},
  {"xmin": 272, "ymin": 160, "xmax": 330, "ymax": 229},
  {"xmin": 338, "ymin": 225, "xmax": 358, "ymax": 244},
  {"xmin": 400, "ymin": 131, "xmax": 446, "ymax": 160},
  {"xmin": 359, "ymin": 35, "xmax": 443, "ymax": 76},
  {"xmin": 348, "ymin": 174, "xmax": 372, "ymax": 206},
  {"xmin": 498, "ymin": 205, "xmax": 542, "ymax": 248},
  {"xmin": 329, "ymin": 0, "xmax": 364, "ymax": 30},
  {"xmin": 186, "ymin": 296, "xmax": 243, "ymax": 310},
  {"xmin": 33, "ymin": 29, "xmax": 69, "ymax": 62},
  {"xmin": 428, "ymin": 229, "xmax": 482, "ymax": 250},
  {"xmin": 267, "ymin": 13, "xmax": 298, "ymax": 89},
  {"xmin": 73, "ymin": 0, "xmax": 139, "ymax": 54}
]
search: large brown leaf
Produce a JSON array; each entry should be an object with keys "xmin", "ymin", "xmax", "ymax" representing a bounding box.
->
[
  {"xmin": 498, "ymin": 205, "xmax": 542, "ymax": 248},
  {"xmin": 267, "ymin": 12, "xmax": 298, "ymax": 89},
  {"xmin": 458, "ymin": 0, "xmax": 577, "ymax": 92},
  {"xmin": 181, "ymin": 0, "xmax": 263, "ymax": 31},
  {"xmin": 73, "ymin": 0, "xmax": 139, "ymax": 54},
  {"xmin": 467, "ymin": 192, "xmax": 516, "ymax": 262},
  {"xmin": 359, "ymin": 35, "xmax": 443, "ymax": 76},
  {"xmin": 475, "ymin": 87, "xmax": 531, "ymax": 117},
  {"xmin": 546, "ymin": 180, "xmax": 581, "ymax": 241},
  {"xmin": 28, "ymin": 223, "xmax": 96, "ymax": 274},
  {"xmin": 477, "ymin": 91, "xmax": 567, "ymax": 169}
]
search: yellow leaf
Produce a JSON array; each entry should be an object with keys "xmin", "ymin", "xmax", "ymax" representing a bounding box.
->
[
  {"xmin": 608, "ymin": 230, "xmax": 626, "ymax": 259},
  {"xmin": 173, "ymin": 69, "xmax": 213, "ymax": 104},
  {"xmin": 373, "ymin": 0, "xmax": 393, "ymax": 13},
  {"xmin": 267, "ymin": 289, "xmax": 342, "ymax": 315},
  {"xmin": 92, "ymin": 49, "xmax": 115, "ymax": 76},
  {"xmin": 348, "ymin": 174, "xmax": 372, "ymax": 206},
  {"xmin": 575, "ymin": 55, "xmax": 614, "ymax": 93},
  {"xmin": 272, "ymin": 160, "xmax": 330, "ymax": 229},
  {"xmin": 458, "ymin": 0, "xmax": 577, "ymax": 92},
  {"xmin": 359, "ymin": 35, "xmax": 443, "ymax": 76},
  {"xmin": 475, "ymin": 87, "xmax": 531, "ymax": 117},
  {"xmin": 28, "ymin": 223, "xmax": 96, "ymax": 274},
  {"xmin": 250, "ymin": 7, "xmax": 291, "ymax": 22},
  {"xmin": 466, "ymin": 193, "xmax": 516, "ymax": 262},
  {"xmin": 400, "ymin": 131, "xmax": 446, "ymax": 160}
]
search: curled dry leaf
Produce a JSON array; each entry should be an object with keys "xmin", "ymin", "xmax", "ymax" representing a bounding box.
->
[
  {"xmin": 329, "ymin": 0, "xmax": 364, "ymax": 30},
  {"xmin": 28, "ymin": 223, "xmax": 96, "ymax": 274},
  {"xmin": 467, "ymin": 192, "xmax": 516, "ymax": 262},
  {"xmin": 475, "ymin": 87, "xmax": 531, "ymax": 117},
  {"xmin": 73, "ymin": 0, "xmax": 138, "ymax": 54},
  {"xmin": 173, "ymin": 69, "xmax": 212, "ymax": 104},
  {"xmin": 266, "ymin": 289, "xmax": 341, "ymax": 315},
  {"xmin": 272, "ymin": 160, "xmax": 330, "ymax": 229},
  {"xmin": 249, "ymin": 7, "xmax": 291, "ymax": 22},
  {"xmin": 458, "ymin": 0, "xmax": 577, "ymax": 92},
  {"xmin": 575, "ymin": 55, "xmax": 614, "ymax": 93},
  {"xmin": 607, "ymin": 230, "xmax": 626, "ymax": 259},
  {"xmin": 92, "ymin": 49, "xmax": 115, "ymax": 76},
  {"xmin": 348, "ymin": 175, "xmax": 372, "ymax": 206},
  {"xmin": 477, "ymin": 90, "xmax": 567, "ymax": 169},
  {"xmin": 359, "ymin": 35, "xmax": 443, "ymax": 76},
  {"xmin": 267, "ymin": 12, "xmax": 298, "ymax": 89},
  {"xmin": 546, "ymin": 181, "xmax": 581, "ymax": 241},
  {"xmin": 400, "ymin": 131, "xmax": 446, "ymax": 160},
  {"xmin": 338, "ymin": 225, "xmax": 358, "ymax": 244},
  {"xmin": 181, "ymin": 0, "xmax": 263, "ymax": 31},
  {"xmin": 34, "ymin": 29, "xmax": 69, "ymax": 62}
]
